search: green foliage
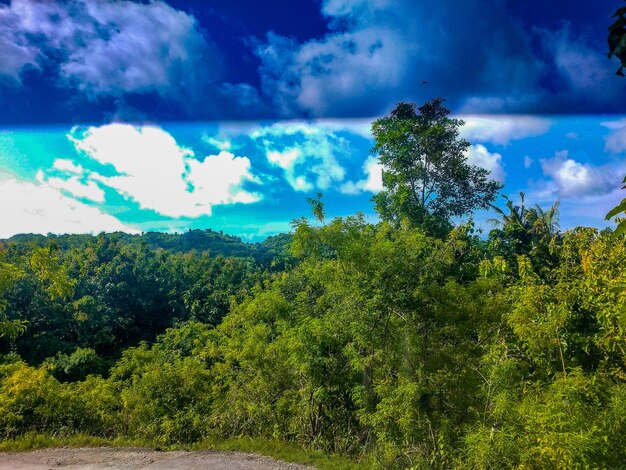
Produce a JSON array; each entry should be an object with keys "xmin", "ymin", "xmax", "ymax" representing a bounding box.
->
[
  {"xmin": 0, "ymin": 235, "xmax": 272, "ymax": 364},
  {"xmin": 605, "ymin": 175, "xmax": 626, "ymax": 235},
  {"xmin": 0, "ymin": 195, "xmax": 625, "ymax": 468},
  {"xmin": 306, "ymin": 192, "xmax": 326, "ymax": 224},
  {"xmin": 3, "ymin": 229, "xmax": 291, "ymax": 264},
  {"xmin": 47, "ymin": 348, "xmax": 106, "ymax": 382},
  {"xmin": 609, "ymin": 4, "xmax": 626, "ymax": 76},
  {"xmin": 0, "ymin": 254, "xmax": 27, "ymax": 339}
]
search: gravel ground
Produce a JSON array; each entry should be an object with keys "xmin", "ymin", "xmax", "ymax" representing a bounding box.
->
[{"xmin": 0, "ymin": 447, "xmax": 316, "ymax": 469}]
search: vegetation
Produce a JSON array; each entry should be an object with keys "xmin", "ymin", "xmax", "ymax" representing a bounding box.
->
[
  {"xmin": 606, "ymin": 175, "xmax": 626, "ymax": 235},
  {"xmin": 0, "ymin": 103, "xmax": 625, "ymax": 468},
  {"xmin": 609, "ymin": 3, "xmax": 626, "ymax": 76},
  {"xmin": 372, "ymin": 99, "xmax": 502, "ymax": 236}
]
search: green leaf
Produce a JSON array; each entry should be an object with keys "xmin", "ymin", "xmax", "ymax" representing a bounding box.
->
[{"xmin": 605, "ymin": 198, "xmax": 626, "ymax": 220}]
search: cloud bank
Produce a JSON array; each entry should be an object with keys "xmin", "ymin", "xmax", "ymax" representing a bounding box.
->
[
  {"xmin": 0, "ymin": 172, "xmax": 135, "ymax": 238},
  {"xmin": 256, "ymin": 0, "xmax": 623, "ymax": 117},
  {"xmin": 1, "ymin": 0, "xmax": 623, "ymax": 122},
  {"xmin": 66, "ymin": 124, "xmax": 262, "ymax": 217}
]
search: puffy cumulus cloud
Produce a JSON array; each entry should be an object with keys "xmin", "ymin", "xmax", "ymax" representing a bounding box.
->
[
  {"xmin": 466, "ymin": 145, "xmax": 505, "ymax": 183},
  {"xmin": 0, "ymin": 172, "xmax": 134, "ymax": 238},
  {"xmin": 554, "ymin": 52, "xmax": 606, "ymax": 93},
  {"xmin": 545, "ymin": 27, "xmax": 611, "ymax": 92},
  {"xmin": 255, "ymin": 0, "xmax": 626, "ymax": 117},
  {"xmin": 0, "ymin": 0, "xmax": 39, "ymax": 82},
  {"xmin": 257, "ymin": 27, "xmax": 409, "ymax": 117},
  {"xmin": 0, "ymin": 0, "xmax": 283, "ymax": 123},
  {"xmin": 250, "ymin": 123, "xmax": 348, "ymax": 192},
  {"xmin": 256, "ymin": 0, "xmax": 545, "ymax": 117},
  {"xmin": 460, "ymin": 116, "xmax": 551, "ymax": 145},
  {"xmin": 64, "ymin": 124, "xmax": 261, "ymax": 218},
  {"xmin": 62, "ymin": 1, "xmax": 219, "ymax": 99},
  {"xmin": 0, "ymin": 0, "xmax": 227, "ymax": 111},
  {"xmin": 539, "ymin": 150, "xmax": 623, "ymax": 199},
  {"xmin": 602, "ymin": 119, "xmax": 626, "ymax": 155},
  {"xmin": 340, "ymin": 155, "xmax": 383, "ymax": 195}
]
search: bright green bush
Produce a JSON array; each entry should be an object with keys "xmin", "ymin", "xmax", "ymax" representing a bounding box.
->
[{"xmin": 0, "ymin": 217, "xmax": 624, "ymax": 468}]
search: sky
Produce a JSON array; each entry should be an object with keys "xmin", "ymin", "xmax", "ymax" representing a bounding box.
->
[{"xmin": 0, "ymin": 0, "xmax": 624, "ymax": 240}]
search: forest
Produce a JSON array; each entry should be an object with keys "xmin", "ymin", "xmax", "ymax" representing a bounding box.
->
[{"xmin": 0, "ymin": 99, "xmax": 625, "ymax": 469}]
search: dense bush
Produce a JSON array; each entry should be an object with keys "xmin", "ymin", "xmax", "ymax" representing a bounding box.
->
[{"xmin": 0, "ymin": 214, "xmax": 624, "ymax": 468}]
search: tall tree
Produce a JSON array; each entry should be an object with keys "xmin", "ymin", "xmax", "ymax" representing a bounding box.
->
[{"xmin": 371, "ymin": 99, "xmax": 502, "ymax": 235}]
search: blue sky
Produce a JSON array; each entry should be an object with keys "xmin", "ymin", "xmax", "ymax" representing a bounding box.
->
[{"xmin": 0, "ymin": 0, "xmax": 624, "ymax": 239}]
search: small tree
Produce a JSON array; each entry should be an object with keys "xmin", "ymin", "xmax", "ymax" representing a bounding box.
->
[
  {"xmin": 306, "ymin": 192, "xmax": 326, "ymax": 224},
  {"xmin": 372, "ymin": 98, "xmax": 502, "ymax": 235}
]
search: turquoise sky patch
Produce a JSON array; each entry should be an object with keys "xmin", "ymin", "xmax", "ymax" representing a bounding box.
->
[{"xmin": 0, "ymin": 116, "xmax": 624, "ymax": 240}]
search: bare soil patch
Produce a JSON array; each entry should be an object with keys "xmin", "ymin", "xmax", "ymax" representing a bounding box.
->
[{"xmin": 0, "ymin": 447, "xmax": 316, "ymax": 469}]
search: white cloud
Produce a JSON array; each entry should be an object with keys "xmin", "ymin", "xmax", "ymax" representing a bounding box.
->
[
  {"xmin": 524, "ymin": 156, "xmax": 534, "ymax": 168},
  {"xmin": 539, "ymin": 150, "xmax": 623, "ymax": 198},
  {"xmin": 460, "ymin": 116, "xmax": 551, "ymax": 145},
  {"xmin": 46, "ymin": 175, "xmax": 105, "ymax": 203},
  {"xmin": 251, "ymin": 123, "xmax": 347, "ymax": 192},
  {"xmin": 0, "ymin": 174, "xmax": 134, "ymax": 238},
  {"xmin": 340, "ymin": 156, "xmax": 383, "ymax": 195},
  {"xmin": 602, "ymin": 119, "xmax": 626, "ymax": 154},
  {"xmin": 65, "ymin": 124, "xmax": 261, "ymax": 217},
  {"xmin": 186, "ymin": 151, "xmax": 262, "ymax": 206},
  {"xmin": 466, "ymin": 144, "xmax": 505, "ymax": 182},
  {"xmin": 0, "ymin": 0, "xmax": 217, "ymax": 99},
  {"xmin": 53, "ymin": 158, "xmax": 83, "ymax": 174},
  {"xmin": 267, "ymin": 148, "xmax": 302, "ymax": 171},
  {"xmin": 202, "ymin": 136, "xmax": 232, "ymax": 152}
]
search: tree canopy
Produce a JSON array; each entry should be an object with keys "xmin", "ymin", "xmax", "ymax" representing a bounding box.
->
[{"xmin": 372, "ymin": 98, "xmax": 502, "ymax": 235}]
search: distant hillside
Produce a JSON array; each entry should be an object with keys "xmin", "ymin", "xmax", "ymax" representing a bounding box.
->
[{"xmin": 2, "ymin": 229, "xmax": 292, "ymax": 263}]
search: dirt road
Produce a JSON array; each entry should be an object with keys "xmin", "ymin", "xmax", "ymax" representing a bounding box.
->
[{"xmin": 0, "ymin": 447, "xmax": 316, "ymax": 469}]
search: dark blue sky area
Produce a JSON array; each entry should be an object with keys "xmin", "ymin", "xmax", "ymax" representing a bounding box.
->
[{"xmin": 0, "ymin": 0, "xmax": 623, "ymax": 124}]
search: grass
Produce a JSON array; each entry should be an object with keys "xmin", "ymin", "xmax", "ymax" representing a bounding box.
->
[{"xmin": 0, "ymin": 433, "xmax": 373, "ymax": 469}]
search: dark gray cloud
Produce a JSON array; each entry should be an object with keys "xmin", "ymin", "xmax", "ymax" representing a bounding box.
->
[
  {"xmin": 0, "ymin": 0, "xmax": 267, "ymax": 122},
  {"xmin": 0, "ymin": 1, "xmax": 219, "ymax": 95},
  {"xmin": 0, "ymin": 0, "xmax": 623, "ymax": 123},
  {"xmin": 256, "ymin": 0, "xmax": 625, "ymax": 117}
]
